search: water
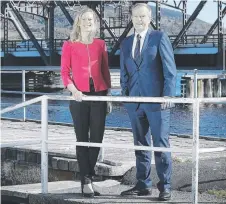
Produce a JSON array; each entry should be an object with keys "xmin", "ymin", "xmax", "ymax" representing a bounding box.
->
[{"xmin": 1, "ymin": 70, "xmax": 226, "ymax": 138}]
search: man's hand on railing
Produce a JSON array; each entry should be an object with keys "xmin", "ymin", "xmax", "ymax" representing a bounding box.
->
[
  {"xmin": 67, "ymin": 84, "xmax": 83, "ymax": 102},
  {"xmin": 161, "ymin": 96, "xmax": 175, "ymax": 110}
]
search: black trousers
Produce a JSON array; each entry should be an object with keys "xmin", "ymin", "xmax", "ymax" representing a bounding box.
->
[{"xmin": 69, "ymin": 81, "xmax": 107, "ymax": 182}]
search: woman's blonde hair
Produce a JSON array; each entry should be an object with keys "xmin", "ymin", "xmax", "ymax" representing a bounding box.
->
[{"xmin": 70, "ymin": 8, "xmax": 99, "ymax": 42}]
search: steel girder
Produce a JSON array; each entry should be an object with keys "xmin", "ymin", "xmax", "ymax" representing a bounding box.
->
[
  {"xmin": 172, "ymin": 0, "xmax": 207, "ymax": 49},
  {"xmin": 218, "ymin": 0, "xmax": 223, "ymax": 52},
  {"xmin": 48, "ymin": 1, "xmax": 55, "ymax": 65},
  {"xmin": 182, "ymin": 0, "xmax": 188, "ymax": 44},
  {"xmin": 201, "ymin": 5, "xmax": 226, "ymax": 44},
  {"xmin": 93, "ymin": 7, "xmax": 118, "ymax": 42},
  {"xmin": 100, "ymin": 1, "xmax": 105, "ymax": 39},
  {"xmin": 110, "ymin": 20, "xmax": 133, "ymax": 56},
  {"xmin": 55, "ymin": 1, "xmax": 74, "ymax": 25},
  {"xmin": 7, "ymin": 1, "xmax": 48, "ymax": 18},
  {"xmin": 1, "ymin": 16, "xmax": 24, "ymax": 40},
  {"xmin": 156, "ymin": 1, "xmax": 161, "ymax": 30},
  {"xmin": 8, "ymin": 2, "xmax": 49, "ymax": 65},
  {"xmin": 2, "ymin": 3, "xmax": 9, "ymax": 53}
]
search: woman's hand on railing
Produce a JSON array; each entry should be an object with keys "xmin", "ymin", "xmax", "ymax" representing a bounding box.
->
[
  {"xmin": 72, "ymin": 90, "xmax": 83, "ymax": 102},
  {"xmin": 67, "ymin": 84, "xmax": 83, "ymax": 102}
]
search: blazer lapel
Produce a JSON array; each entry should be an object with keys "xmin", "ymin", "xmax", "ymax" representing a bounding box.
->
[
  {"xmin": 141, "ymin": 29, "xmax": 152, "ymax": 56},
  {"xmin": 136, "ymin": 29, "xmax": 153, "ymax": 69},
  {"xmin": 126, "ymin": 34, "xmax": 138, "ymax": 68},
  {"xmin": 128, "ymin": 34, "xmax": 134, "ymax": 59}
]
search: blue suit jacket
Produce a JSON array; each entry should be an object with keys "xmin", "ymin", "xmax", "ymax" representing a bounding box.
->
[{"xmin": 120, "ymin": 29, "xmax": 177, "ymax": 111}]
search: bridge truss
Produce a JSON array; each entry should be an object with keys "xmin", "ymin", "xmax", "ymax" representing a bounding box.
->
[{"xmin": 1, "ymin": 0, "xmax": 226, "ymax": 66}]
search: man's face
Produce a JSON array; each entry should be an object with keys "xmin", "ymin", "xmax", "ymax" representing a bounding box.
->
[{"xmin": 132, "ymin": 6, "xmax": 151, "ymax": 33}]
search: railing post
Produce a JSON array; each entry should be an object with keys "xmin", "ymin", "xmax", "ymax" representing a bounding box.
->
[
  {"xmin": 41, "ymin": 96, "xmax": 48, "ymax": 193},
  {"xmin": 22, "ymin": 70, "xmax": 26, "ymax": 121},
  {"xmin": 192, "ymin": 74, "xmax": 200, "ymax": 204}
]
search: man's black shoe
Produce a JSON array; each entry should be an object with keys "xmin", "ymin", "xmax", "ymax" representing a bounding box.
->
[
  {"xmin": 158, "ymin": 188, "xmax": 171, "ymax": 201},
  {"xmin": 120, "ymin": 186, "xmax": 152, "ymax": 196},
  {"xmin": 157, "ymin": 182, "xmax": 171, "ymax": 201}
]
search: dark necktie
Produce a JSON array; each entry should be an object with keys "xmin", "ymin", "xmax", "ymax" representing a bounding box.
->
[{"xmin": 134, "ymin": 34, "xmax": 141, "ymax": 66}]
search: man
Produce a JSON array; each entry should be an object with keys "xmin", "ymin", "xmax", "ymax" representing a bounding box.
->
[{"xmin": 120, "ymin": 3, "xmax": 177, "ymax": 201}]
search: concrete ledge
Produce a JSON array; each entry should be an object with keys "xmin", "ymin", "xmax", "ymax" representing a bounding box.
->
[
  {"xmin": 51, "ymin": 156, "xmax": 133, "ymax": 177},
  {"xmin": 2, "ymin": 148, "xmax": 134, "ymax": 178},
  {"xmin": 1, "ymin": 181, "xmax": 81, "ymax": 199}
]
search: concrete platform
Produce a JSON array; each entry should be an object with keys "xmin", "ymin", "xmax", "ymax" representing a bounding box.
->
[
  {"xmin": 1, "ymin": 120, "xmax": 226, "ymax": 203},
  {"xmin": 2, "ymin": 180, "xmax": 226, "ymax": 204}
]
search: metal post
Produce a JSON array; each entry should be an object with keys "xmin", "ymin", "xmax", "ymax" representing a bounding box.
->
[
  {"xmin": 182, "ymin": 0, "xmax": 188, "ymax": 44},
  {"xmin": 3, "ymin": 3, "xmax": 9, "ymax": 54},
  {"xmin": 223, "ymin": 23, "xmax": 225, "ymax": 72},
  {"xmin": 41, "ymin": 97, "xmax": 48, "ymax": 193},
  {"xmin": 192, "ymin": 97, "xmax": 200, "ymax": 204},
  {"xmin": 192, "ymin": 69, "xmax": 200, "ymax": 204},
  {"xmin": 22, "ymin": 70, "xmax": 26, "ymax": 121},
  {"xmin": 218, "ymin": 0, "xmax": 223, "ymax": 67},
  {"xmin": 100, "ymin": 1, "xmax": 105, "ymax": 39},
  {"xmin": 156, "ymin": 1, "xmax": 161, "ymax": 30},
  {"xmin": 194, "ymin": 69, "xmax": 198, "ymax": 98},
  {"xmin": 48, "ymin": 1, "xmax": 55, "ymax": 65}
]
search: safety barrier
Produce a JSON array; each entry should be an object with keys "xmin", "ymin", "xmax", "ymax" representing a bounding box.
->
[{"xmin": 1, "ymin": 93, "xmax": 226, "ymax": 204}]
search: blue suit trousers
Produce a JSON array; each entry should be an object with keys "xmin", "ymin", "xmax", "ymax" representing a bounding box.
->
[{"xmin": 127, "ymin": 105, "xmax": 172, "ymax": 190}]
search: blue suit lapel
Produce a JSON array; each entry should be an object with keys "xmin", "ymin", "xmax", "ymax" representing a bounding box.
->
[
  {"xmin": 128, "ymin": 34, "xmax": 134, "ymax": 59},
  {"xmin": 141, "ymin": 29, "xmax": 152, "ymax": 56},
  {"xmin": 126, "ymin": 34, "xmax": 138, "ymax": 68},
  {"xmin": 135, "ymin": 29, "xmax": 153, "ymax": 68}
]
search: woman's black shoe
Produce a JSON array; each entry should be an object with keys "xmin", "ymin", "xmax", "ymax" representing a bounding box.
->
[
  {"xmin": 81, "ymin": 176, "xmax": 94, "ymax": 197},
  {"xmin": 81, "ymin": 183, "xmax": 95, "ymax": 198},
  {"xmin": 94, "ymin": 190, "xmax": 101, "ymax": 196}
]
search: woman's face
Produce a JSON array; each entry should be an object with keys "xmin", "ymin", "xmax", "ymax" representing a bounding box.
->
[{"xmin": 79, "ymin": 12, "xmax": 95, "ymax": 32}]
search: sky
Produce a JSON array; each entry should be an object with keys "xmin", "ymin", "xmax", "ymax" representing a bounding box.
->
[{"xmin": 158, "ymin": 0, "xmax": 226, "ymax": 27}]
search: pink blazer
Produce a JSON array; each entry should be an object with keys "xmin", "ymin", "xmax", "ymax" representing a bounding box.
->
[{"xmin": 61, "ymin": 39, "xmax": 111, "ymax": 92}]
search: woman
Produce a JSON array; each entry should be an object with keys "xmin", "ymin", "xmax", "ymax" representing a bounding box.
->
[{"xmin": 61, "ymin": 8, "xmax": 111, "ymax": 197}]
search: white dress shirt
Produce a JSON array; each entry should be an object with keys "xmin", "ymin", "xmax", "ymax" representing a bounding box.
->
[{"xmin": 132, "ymin": 29, "xmax": 149, "ymax": 58}]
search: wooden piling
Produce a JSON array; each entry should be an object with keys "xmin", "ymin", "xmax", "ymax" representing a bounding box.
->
[
  {"xmin": 197, "ymin": 79, "xmax": 204, "ymax": 98},
  {"xmin": 204, "ymin": 79, "xmax": 213, "ymax": 98},
  {"xmin": 217, "ymin": 79, "xmax": 222, "ymax": 97},
  {"xmin": 186, "ymin": 79, "xmax": 194, "ymax": 98},
  {"xmin": 213, "ymin": 79, "xmax": 218, "ymax": 97},
  {"xmin": 221, "ymin": 79, "xmax": 226, "ymax": 97}
]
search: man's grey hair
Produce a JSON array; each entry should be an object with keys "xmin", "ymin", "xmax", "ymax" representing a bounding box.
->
[{"xmin": 131, "ymin": 3, "xmax": 152, "ymax": 19}]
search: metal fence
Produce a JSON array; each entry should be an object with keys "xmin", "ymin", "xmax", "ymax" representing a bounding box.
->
[{"xmin": 1, "ymin": 90, "xmax": 226, "ymax": 204}]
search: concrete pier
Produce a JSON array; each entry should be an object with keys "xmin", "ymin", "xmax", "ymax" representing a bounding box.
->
[{"xmin": 182, "ymin": 74, "xmax": 226, "ymax": 98}]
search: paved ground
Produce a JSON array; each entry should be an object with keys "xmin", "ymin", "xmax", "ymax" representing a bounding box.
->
[
  {"xmin": 1, "ymin": 120, "xmax": 226, "ymax": 163},
  {"xmin": 1, "ymin": 120, "xmax": 226, "ymax": 203},
  {"xmin": 2, "ymin": 180, "xmax": 226, "ymax": 204}
]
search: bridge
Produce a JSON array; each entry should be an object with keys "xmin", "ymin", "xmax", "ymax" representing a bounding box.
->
[{"xmin": 1, "ymin": 0, "xmax": 226, "ymax": 68}]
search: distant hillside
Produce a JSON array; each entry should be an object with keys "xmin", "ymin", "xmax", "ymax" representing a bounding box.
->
[
  {"xmin": 150, "ymin": 6, "xmax": 214, "ymax": 35},
  {"xmin": 0, "ymin": 4, "xmax": 220, "ymax": 40}
]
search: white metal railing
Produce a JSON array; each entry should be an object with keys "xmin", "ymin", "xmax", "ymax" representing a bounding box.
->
[
  {"xmin": 1, "ymin": 67, "xmax": 121, "ymax": 122},
  {"xmin": 1, "ymin": 93, "xmax": 226, "ymax": 204}
]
